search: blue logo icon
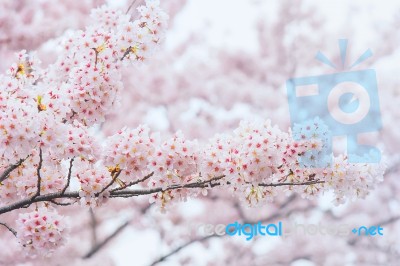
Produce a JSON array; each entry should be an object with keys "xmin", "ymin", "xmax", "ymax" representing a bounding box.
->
[{"xmin": 287, "ymin": 39, "xmax": 382, "ymax": 167}]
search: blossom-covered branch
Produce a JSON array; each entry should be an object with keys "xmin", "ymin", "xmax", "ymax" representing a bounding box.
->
[
  {"xmin": 0, "ymin": 170, "xmax": 323, "ymax": 215},
  {"xmin": 0, "ymin": 0, "xmax": 387, "ymax": 260}
]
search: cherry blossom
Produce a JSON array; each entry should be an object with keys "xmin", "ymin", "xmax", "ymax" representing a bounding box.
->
[
  {"xmin": 16, "ymin": 207, "xmax": 68, "ymax": 258},
  {"xmin": 0, "ymin": 0, "xmax": 394, "ymax": 264}
]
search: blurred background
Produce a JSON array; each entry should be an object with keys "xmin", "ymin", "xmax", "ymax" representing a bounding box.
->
[{"xmin": 1, "ymin": 0, "xmax": 400, "ymax": 265}]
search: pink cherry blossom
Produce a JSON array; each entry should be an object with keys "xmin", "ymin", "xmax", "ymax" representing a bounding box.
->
[{"xmin": 16, "ymin": 207, "xmax": 68, "ymax": 258}]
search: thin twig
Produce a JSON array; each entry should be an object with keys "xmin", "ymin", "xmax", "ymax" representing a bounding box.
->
[
  {"xmin": 82, "ymin": 203, "xmax": 153, "ymax": 259},
  {"xmin": 120, "ymin": 46, "xmax": 132, "ymax": 61},
  {"xmin": 96, "ymin": 170, "xmax": 122, "ymax": 196},
  {"xmin": 49, "ymin": 199, "xmax": 75, "ymax": 206},
  {"xmin": 62, "ymin": 157, "xmax": 75, "ymax": 195},
  {"xmin": 258, "ymin": 180, "xmax": 324, "ymax": 187},
  {"xmin": 111, "ymin": 172, "xmax": 153, "ymax": 192},
  {"xmin": 149, "ymin": 235, "xmax": 217, "ymax": 266},
  {"xmin": 125, "ymin": 0, "xmax": 138, "ymax": 15},
  {"xmin": 91, "ymin": 48, "xmax": 99, "ymax": 67},
  {"xmin": 0, "ymin": 222, "xmax": 17, "ymax": 237},
  {"xmin": 31, "ymin": 148, "xmax": 43, "ymax": 199},
  {"xmin": 83, "ymin": 220, "xmax": 130, "ymax": 259},
  {"xmin": 0, "ymin": 155, "xmax": 30, "ymax": 183}
]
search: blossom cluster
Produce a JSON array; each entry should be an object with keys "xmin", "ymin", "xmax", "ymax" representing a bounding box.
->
[
  {"xmin": 75, "ymin": 159, "xmax": 112, "ymax": 207},
  {"xmin": 42, "ymin": 0, "xmax": 169, "ymax": 126},
  {"xmin": 1, "ymin": 1, "xmax": 168, "ymax": 158},
  {"xmin": 102, "ymin": 125, "xmax": 157, "ymax": 182},
  {"xmin": 16, "ymin": 208, "xmax": 68, "ymax": 258},
  {"xmin": 197, "ymin": 121, "xmax": 319, "ymax": 205},
  {"xmin": 102, "ymin": 121, "xmax": 385, "ymax": 208},
  {"xmin": 147, "ymin": 131, "xmax": 200, "ymax": 208},
  {"xmin": 0, "ymin": 1, "xmax": 168, "ymax": 257}
]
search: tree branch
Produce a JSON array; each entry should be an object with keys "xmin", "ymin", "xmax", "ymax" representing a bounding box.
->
[
  {"xmin": 96, "ymin": 170, "xmax": 122, "ymax": 196},
  {"xmin": 0, "ymin": 172, "xmax": 324, "ymax": 215},
  {"xmin": 49, "ymin": 199, "xmax": 75, "ymax": 206},
  {"xmin": 0, "ymin": 222, "xmax": 17, "ymax": 237},
  {"xmin": 0, "ymin": 155, "xmax": 30, "ymax": 183},
  {"xmin": 149, "ymin": 235, "xmax": 217, "ymax": 266},
  {"xmin": 83, "ymin": 220, "xmax": 130, "ymax": 259},
  {"xmin": 258, "ymin": 180, "xmax": 324, "ymax": 187},
  {"xmin": 0, "ymin": 191, "xmax": 80, "ymax": 215},
  {"xmin": 110, "ymin": 175, "xmax": 224, "ymax": 198},
  {"xmin": 111, "ymin": 176, "xmax": 324, "ymax": 198},
  {"xmin": 111, "ymin": 172, "xmax": 153, "ymax": 192},
  {"xmin": 31, "ymin": 148, "xmax": 43, "ymax": 199},
  {"xmin": 61, "ymin": 157, "xmax": 75, "ymax": 195},
  {"xmin": 120, "ymin": 46, "xmax": 133, "ymax": 61},
  {"xmin": 82, "ymin": 204, "xmax": 152, "ymax": 259}
]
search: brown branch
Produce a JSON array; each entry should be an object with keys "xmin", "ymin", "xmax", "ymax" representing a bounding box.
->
[
  {"xmin": 0, "ymin": 155, "xmax": 30, "ymax": 183},
  {"xmin": 111, "ymin": 172, "xmax": 153, "ymax": 192},
  {"xmin": 49, "ymin": 199, "xmax": 75, "ymax": 206},
  {"xmin": 96, "ymin": 170, "xmax": 122, "ymax": 196},
  {"xmin": 120, "ymin": 46, "xmax": 132, "ymax": 61},
  {"xmin": 149, "ymin": 235, "xmax": 217, "ymax": 266},
  {"xmin": 258, "ymin": 180, "xmax": 324, "ymax": 187},
  {"xmin": 31, "ymin": 148, "xmax": 43, "ymax": 199},
  {"xmin": 91, "ymin": 48, "xmax": 99, "ymax": 67},
  {"xmin": 0, "ymin": 191, "xmax": 80, "ymax": 215},
  {"xmin": 111, "ymin": 175, "xmax": 224, "ymax": 198},
  {"xmin": 0, "ymin": 222, "xmax": 17, "ymax": 237},
  {"xmin": 82, "ymin": 204, "xmax": 154, "ymax": 257},
  {"xmin": 112, "ymin": 177, "xmax": 324, "ymax": 198},
  {"xmin": 61, "ymin": 157, "xmax": 75, "ymax": 195},
  {"xmin": 83, "ymin": 220, "xmax": 130, "ymax": 259},
  {"xmin": 0, "ymin": 173, "xmax": 323, "ymax": 215}
]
